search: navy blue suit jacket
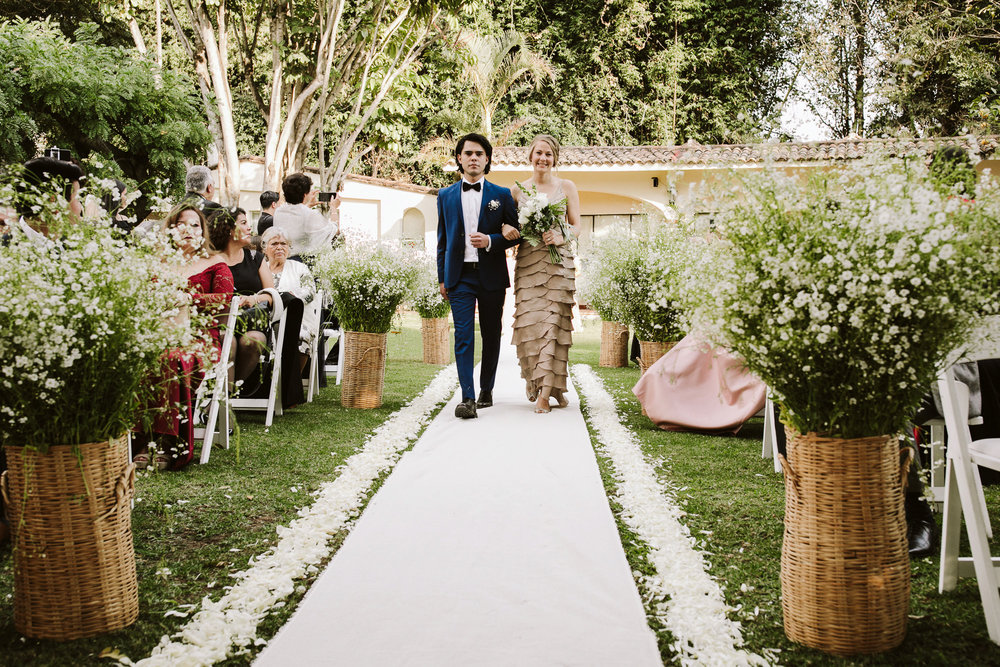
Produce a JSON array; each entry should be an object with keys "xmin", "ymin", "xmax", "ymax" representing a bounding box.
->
[{"xmin": 436, "ymin": 180, "xmax": 519, "ymax": 291}]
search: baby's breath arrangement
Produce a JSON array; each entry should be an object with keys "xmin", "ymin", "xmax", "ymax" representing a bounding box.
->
[
  {"xmin": 313, "ymin": 237, "xmax": 420, "ymax": 334},
  {"xmin": 410, "ymin": 255, "xmax": 451, "ymax": 319},
  {"xmin": 0, "ymin": 207, "xmax": 200, "ymax": 451},
  {"xmin": 580, "ymin": 224, "xmax": 689, "ymax": 342},
  {"xmin": 686, "ymin": 157, "xmax": 1000, "ymax": 438},
  {"xmin": 577, "ymin": 227, "xmax": 630, "ymax": 322}
]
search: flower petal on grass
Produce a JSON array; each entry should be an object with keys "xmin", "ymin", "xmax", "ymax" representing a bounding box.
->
[
  {"xmin": 131, "ymin": 365, "xmax": 458, "ymax": 667},
  {"xmin": 573, "ymin": 364, "xmax": 767, "ymax": 666}
]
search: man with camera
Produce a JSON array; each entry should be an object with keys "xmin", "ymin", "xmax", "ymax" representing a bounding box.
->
[{"xmin": 272, "ymin": 172, "xmax": 340, "ymax": 261}]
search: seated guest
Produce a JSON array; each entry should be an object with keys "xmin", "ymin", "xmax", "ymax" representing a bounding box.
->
[
  {"xmin": 212, "ymin": 208, "xmax": 306, "ymax": 409},
  {"xmin": 210, "ymin": 207, "xmax": 275, "ymax": 389},
  {"xmin": 262, "ymin": 226, "xmax": 319, "ymax": 372},
  {"xmin": 15, "ymin": 156, "xmax": 85, "ymax": 241},
  {"xmin": 134, "ymin": 204, "xmax": 234, "ymax": 470},
  {"xmin": 257, "ymin": 190, "xmax": 280, "ymax": 236},
  {"xmin": 632, "ymin": 333, "xmax": 766, "ymax": 434},
  {"xmin": 272, "ymin": 172, "xmax": 339, "ymax": 260},
  {"xmin": 183, "ymin": 165, "xmax": 223, "ymax": 215}
]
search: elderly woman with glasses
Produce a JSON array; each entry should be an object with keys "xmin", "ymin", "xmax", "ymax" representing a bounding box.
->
[{"xmin": 261, "ymin": 226, "xmax": 319, "ymax": 371}]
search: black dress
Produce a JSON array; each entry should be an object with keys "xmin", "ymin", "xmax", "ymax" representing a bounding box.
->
[{"xmin": 228, "ymin": 248, "xmax": 305, "ymax": 408}]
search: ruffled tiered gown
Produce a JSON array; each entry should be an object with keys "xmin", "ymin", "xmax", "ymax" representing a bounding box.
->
[{"xmin": 512, "ymin": 186, "xmax": 575, "ymax": 405}]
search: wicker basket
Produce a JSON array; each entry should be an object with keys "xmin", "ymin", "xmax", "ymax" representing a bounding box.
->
[
  {"xmin": 599, "ymin": 321, "xmax": 629, "ymax": 367},
  {"xmin": 777, "ymin": 430, "xmax": 909, "ymax": 655},
  {"xmin": 1, "ymin": 434, "xmax": 138, "ymax": 640},
  {"xmin": 341, "ymin": 330, "xmax": 388, "ymax": 409},
  {"xmin": 637, "ymin": 340, "xmax": 677, "ymax": 375},
  {"xmin": 421, "ymin": 317, "xmax": 451, "ymax": 365}
]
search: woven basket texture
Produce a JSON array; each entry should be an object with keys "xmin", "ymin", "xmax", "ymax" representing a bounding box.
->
[
  {"xmin": 421, "ymin": 317, "xmax": 451, "ymax": 365},
  {"xmin": 779, "ymin": 430, "xmax": 909, "ymax": 655},
  {"xmin": 1, "ymin": 434, "xmax": 138, "ymax": 640},
  {"xmin": 341, "ymin": 330, "xmax": 388, "ymax": 409},
  {"xmin": 637, "ymin": 340, "xmax": 676, "ymax": 375},
  {"xmin": 599, "ymin": 321, "xmax": 629, "ymax": 367}
]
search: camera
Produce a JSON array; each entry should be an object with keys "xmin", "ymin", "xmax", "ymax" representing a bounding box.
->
[
  {"xmin": 317, "ymin": 191, "xmax": 337, "ymax": 203},
  {"xmin": 44, "ymin": 147, "xmax": 73, "ymax": 161}
]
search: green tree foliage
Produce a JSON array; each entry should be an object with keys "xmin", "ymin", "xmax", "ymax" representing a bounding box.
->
[
  {"xmin": 0, "ymin": 19, "xmax": 210, "ymax": 187},
  {"xmin": 489, "ymin": 0, "xmax": 794, "ymax": 145},
  {"xmin": 879, "ymin": 0, "xmax": 1000, "ymax": 136}
]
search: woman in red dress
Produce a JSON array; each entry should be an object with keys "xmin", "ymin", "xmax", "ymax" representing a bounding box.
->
[{"xmin": 133, "ymin": 205, "xmax": 234, "ymax": 470}]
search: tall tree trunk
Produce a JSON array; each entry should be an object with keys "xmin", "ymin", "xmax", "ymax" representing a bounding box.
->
[
  {"xmin": 851, "ymin": 0, "xmax": 866, "ymax": 136},
  {"xmin": 192, "ymin": 0, "xmax": 241, "ymax": 205}
]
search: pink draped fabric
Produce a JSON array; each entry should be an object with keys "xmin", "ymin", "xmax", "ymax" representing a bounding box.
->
[{"xmin": 632, "ymin": 334, "xmax": 766, "ymax": 434}]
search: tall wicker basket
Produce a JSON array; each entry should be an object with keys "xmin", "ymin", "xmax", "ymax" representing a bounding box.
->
[
  {"xmin": 1, "ymin": 434, "xmax": 138, "ymax": 640},
  {"xmin": 341, "ymin": 330, "xmax": 388, "ymax": 409},
  {"xmin": 599, "ymin": 321, "xmax": 629, "ymax": 367},
  {"xmin": 637, "ymin": 340, "xmax": 677, "ymax": 375},
  {"xmin": 777, "ymin": 430, "xmax": 909, "ymax": 655},
  {"xmin": 420, "ymin": 317, "xmax": 451, "ymax": 365}
]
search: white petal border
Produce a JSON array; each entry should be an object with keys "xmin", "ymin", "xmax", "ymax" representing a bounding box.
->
[
  {"xmin": 572, "ymin": 364, "xmax": 769, "ymax": 667},
  {"xmin": 131, "ymin": 365, "xmax": 459, "ymax": 667}
]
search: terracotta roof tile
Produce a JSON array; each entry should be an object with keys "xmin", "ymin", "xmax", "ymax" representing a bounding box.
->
[{"xmin": 491, "ymin": 136, "xmax": 999, "ymax": 168}]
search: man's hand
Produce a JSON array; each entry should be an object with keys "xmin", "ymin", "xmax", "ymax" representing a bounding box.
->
[
  {"xmin": 501, "ymin": 224, "xmax": 520, "ymax": 241},
  {"xmin": 439, "ymin": 282, "xmax": 449, "ymax": 301},
  {"xmin": 469, "ymin": 231, "xmax": 490, "ymax": 249}
]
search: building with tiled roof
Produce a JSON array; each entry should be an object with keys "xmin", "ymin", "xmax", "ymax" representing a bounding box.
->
[
  {"xmin": 485, "ymin": 135, "xmax": 1000, "ymax": 245},
  {"xmin": 236, "ymin": 137, "xmax": 999, "ymax": 250}
]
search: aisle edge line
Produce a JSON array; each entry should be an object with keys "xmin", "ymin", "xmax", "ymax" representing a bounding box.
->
[
  {"xmin": 572, "ymin": 364, "xmax": 770, "ymax": 667},
  {"xmin": 128, "ymin": 365, "xmax": 459, "ymax": 667}
]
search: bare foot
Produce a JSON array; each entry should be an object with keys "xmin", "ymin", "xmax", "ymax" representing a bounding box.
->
[{"xmin": 534, "ymin": 396, "xmax": 551, "ymax": 413}]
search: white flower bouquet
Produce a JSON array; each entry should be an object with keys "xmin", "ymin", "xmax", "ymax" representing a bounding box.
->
[
  {"xmin": 0, "ymin": 194, "xmax": 203, "ymax": 451},
  {"xmin": 686, "ymin": 157, "xmax": 1000, "ymax": 438},
  {"xmin": 312, "ymin": 237, "xmax": 420, "ymax": 334},
  {"xmin": 409, "ymin": 255, "xmax": 451, "ymax": 320},
  {"xmin": 516, "ymin": 181, "xmax": 570, "ymax": 263}
]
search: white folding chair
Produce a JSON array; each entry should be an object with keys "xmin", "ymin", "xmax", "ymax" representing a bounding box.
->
[
  {"xmin": 323, "ymin": 324, "xmax": 344, "ymax": 386},
  {"xmin": 759, "ymin": 395, "xmax": 782, "ymax": 473},
  {"xmin": 231, "ymin": 289, "xmax": 287, "ymax": 427},
  {"xmin": 192, "ymin": 299, "xmax": 239, "ymax": 464},
  {"xmin": 937, "ymin": 364, "xmax": 1000, "ymax": 643},
  {"xmin": 304, "ymin": 290, "xmax": 324, "ymax": 402}
]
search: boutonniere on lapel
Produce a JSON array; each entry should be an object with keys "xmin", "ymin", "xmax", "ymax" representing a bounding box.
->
[{"xmin": 487, "ymin": 199, "xmax": 500, "ymax": 211}]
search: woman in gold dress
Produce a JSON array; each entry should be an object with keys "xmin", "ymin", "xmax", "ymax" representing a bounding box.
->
[{"xmin": 502, "ymin": 135, "xmax": 582, "ymax": 413}]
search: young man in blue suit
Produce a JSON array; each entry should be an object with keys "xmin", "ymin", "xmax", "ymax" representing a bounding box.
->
[{"xmin": 437, "ymin": 133, "xmax": 520, "ymax": 419}]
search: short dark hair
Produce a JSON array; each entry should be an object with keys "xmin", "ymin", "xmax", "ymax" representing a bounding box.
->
[
  {"xmin": 282, "ymin": 172, "xmax": 313, "ymax": 205},
  {"xmin": 260, "ymin": 190, "xmax": 280, "ymax": 209},
  {"xmin": 16, "ymin": 157, "xmax": 85, "ymax": 217},
  {"xmin": 455, "ymin": 133, "xmax": 493, "ymax": 175}
]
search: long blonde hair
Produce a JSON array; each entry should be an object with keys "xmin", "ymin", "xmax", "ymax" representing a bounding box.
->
[{"xmin": 527, "ymin": 134, "xmax": 560, "ymax": 167}]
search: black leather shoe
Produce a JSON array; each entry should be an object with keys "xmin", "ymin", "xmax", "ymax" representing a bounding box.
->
[
  {"xmin": 476, "ymin": 390, "xmax": 493, "ymax": 408},
  {"xmin": 455, "ymin": 398, "xmax": 478, "ymax": 419},
  {"xmin": 908, "ymin": 516, "xmax": 937, "ymax": 558}
]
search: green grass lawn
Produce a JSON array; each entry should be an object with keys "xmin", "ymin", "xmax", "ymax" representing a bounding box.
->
[
  {"xmin": 570, "ymin": 315, "xmax": 1000, "ymax": 666},
  {"xmin": 4, "ymin": 313, "xmax": 1000, "ymax": 665},
  {"xmin": 0, "ymin": 311, "xmax": 451, "ymax": 666}
]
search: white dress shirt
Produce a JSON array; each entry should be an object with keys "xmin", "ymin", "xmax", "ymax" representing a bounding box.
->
[
  {"xmin": 460, "ymin": 177, "xmax": 489, "ymax": 261},
  {"xmin": 272, "ymin": 203, "xmax": 337, "ymax": 257}
]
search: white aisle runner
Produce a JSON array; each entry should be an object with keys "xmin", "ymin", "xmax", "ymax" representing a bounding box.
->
[{"xmin": 256, "ymin": 334, "xmax": 661, "ymax": 666}]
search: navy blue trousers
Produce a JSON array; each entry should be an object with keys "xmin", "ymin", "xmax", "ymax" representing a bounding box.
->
[{"xmin": 449, "ymin": 267, "xmax": 505, "ymax": 401}]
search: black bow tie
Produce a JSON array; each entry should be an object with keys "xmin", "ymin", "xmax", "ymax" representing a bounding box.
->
[{"xmin": 462, "ymin": 181, "xmax": 481, "ymax": 192}]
